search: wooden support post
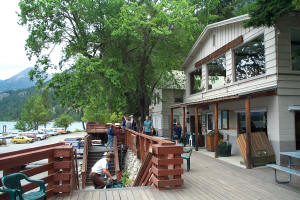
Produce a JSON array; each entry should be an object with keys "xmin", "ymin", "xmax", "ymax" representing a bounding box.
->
[
  {"xmin": 214, "ymin": 103, "xmax": 219, "ymax": 158},
  {"xmin": 194, "ymin": 107, "xmax": 199, "ymax": 151},
  {"xmin": 183, "ymin": 107, "xmax": 186, "ymax": 144},
  {"xmin": 170, "ymin": 108, "xmax": 174, "ymax": 140},
  {"xmin": 245, "ymin": 97, "xmax": 253, "ymax": 169}
]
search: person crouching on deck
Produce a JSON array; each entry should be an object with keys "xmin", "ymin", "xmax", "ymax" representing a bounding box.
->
[{"xmin": 90, "ymin": 152, "xmax": 116, "ymax": 189}]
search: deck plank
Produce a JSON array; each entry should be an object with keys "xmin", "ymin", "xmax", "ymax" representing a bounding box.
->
[
  {"xmin": 125, "ymin": 188, "xmax": 136, "ymax": 200},
  {"xmin": 51, "ymin": 150, "xmax": 300, "ymax": 200},
  {"xmin": 106, "ymin": 190, "xmax": 113, "ymax": 200}
]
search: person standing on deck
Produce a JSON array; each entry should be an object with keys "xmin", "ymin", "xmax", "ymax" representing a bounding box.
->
[
  {"xmin": 143, "ymin": 115, "xmax": 153, "ymax": 136},
  {"xmin": 121, "ymin": 116, "xmax": 126, "ymax": 128},
  {"xmin": 174, "ymin": 121, "xmax": 182, "ymax": 144},
  {"xmin": 106, "ymin": 125, "xmax": 114, "ymax": 148},
  {"xmin": 89, "ymin": 153, "xmax": 115, "ymax": 189}
]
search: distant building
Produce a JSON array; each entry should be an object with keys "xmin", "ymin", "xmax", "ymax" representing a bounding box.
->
[{"xmin": 149, "ymin": 71, "xmax": 185, "ymax": 137}]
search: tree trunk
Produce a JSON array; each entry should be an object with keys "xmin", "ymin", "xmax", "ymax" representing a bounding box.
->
[{"xmin": 80, "ymin": 108, "xmax": 85, "ymax": 130}]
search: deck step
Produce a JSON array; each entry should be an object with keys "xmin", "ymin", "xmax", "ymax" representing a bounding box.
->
[{"xmin": 266, "ymin": 164, "xmax": 300, "ymax": 176}]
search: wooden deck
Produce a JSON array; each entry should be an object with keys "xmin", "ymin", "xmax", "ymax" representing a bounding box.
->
[{"xmin": 53, "ymin": 151, "xmax": 300, "ymax": 200}]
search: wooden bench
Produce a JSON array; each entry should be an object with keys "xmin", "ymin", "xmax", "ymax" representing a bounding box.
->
[{"xmin": 267, "ymin": 164, "xmax": 300, "ymax": 184}]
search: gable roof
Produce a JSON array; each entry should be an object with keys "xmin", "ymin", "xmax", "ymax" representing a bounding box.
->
[{"xmin": 182, "ymin": 14, "xmax": 250, "ymax": 69}]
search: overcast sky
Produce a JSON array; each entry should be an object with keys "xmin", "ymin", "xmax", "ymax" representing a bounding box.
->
[
  {"xmin": 0, "ymin": 1, "xmax": 62, "ymax": 80},
  {"xmin": 0, "ymin": 1, "xmax": 33, "ymax": 80}
]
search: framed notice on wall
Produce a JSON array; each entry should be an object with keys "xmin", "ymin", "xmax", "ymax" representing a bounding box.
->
[
  {"xmin": 221, "ymin": 110, "xmax": 229, "ymax": 129},
  {"xmin": 202, "ymin": 115, "xmax": 206, "ymax": 126}
]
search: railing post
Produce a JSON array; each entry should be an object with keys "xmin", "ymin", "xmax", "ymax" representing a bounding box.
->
[
  {"xmin": 48, "ymin": 151, "xmax": 55, "ymax": 192},
  {"xmin": 53, "ymin": 146, "xmax": 73, "ymax": 195},
  {"xmin": 151, "ymin": 144, "xmax": 184, "ymax": 189}
]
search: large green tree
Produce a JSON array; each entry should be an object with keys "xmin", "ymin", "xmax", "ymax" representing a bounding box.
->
[
  {"xmin": 18, "ymin": 0, "xmax": 200, "ymax": 120},
  {"xmin": 55, "ymin": 114, "xmax": 74, "ymax": 130},
  {"xmin": 15, "ymin": 94, "xmax": 50, "ymax": 130},
  {"xmin": 19, "ymin": 0, "xmax": 254, "ymax": 121}
]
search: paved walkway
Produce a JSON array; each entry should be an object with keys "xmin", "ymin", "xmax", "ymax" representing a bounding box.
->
[{"xmin": 54, "ymin": 150, "xmax": 300, "ymax": 200}]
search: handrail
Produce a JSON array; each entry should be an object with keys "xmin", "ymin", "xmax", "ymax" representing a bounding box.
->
[
  {"xmin": 123, "ymin": 128, "xmax": 175, "ymax": 160},
  {"xmin": 0, "ymin": 143, "xmax": 74, "ymax": 199},
  {"xmin": 125, "ymin": 128, "xmax": 174, "ymax": 145},
  {"xmin": 81, "ymin": 134, "xmax": 90, "ymax": 189},
  {"xmin": 123, "ymin": 127, "xmax": 184, "ymax": 189}
]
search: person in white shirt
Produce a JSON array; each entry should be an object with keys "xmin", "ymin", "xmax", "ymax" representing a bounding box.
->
[{"xmin": 89, "ymin": 152, "xmax": 115, "ymax": 189}]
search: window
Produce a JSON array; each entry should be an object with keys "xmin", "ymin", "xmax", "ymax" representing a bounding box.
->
[
  {"xmin": 207, "ymin": 55, "xmax": 226, "ymax": 89},
  {"xmin": 238, "ymin": 111, "xmax": 267, "ymax": 134},
  {"xmin": 174, "ymin": 97, "xmax": 183, "ymax": 103},
  {"xmin": 190, "ymin": 68, "xmax": 203, "ymax": 94},
  {"xmin": 221, "ymin": 110, "xmax": 229, "ymax": 129},
  {"xmin": 234, "ymin": 35, "xmax": 265, "ymax": 81},
  {"xmin": 291, "ymin": 29, "xmax": 300, "ymax": 71},
  {"xmin": 207, "ymin": 113, "xmax": 213, "ymax": 130}
]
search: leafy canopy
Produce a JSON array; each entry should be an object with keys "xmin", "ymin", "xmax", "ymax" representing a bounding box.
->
[
  {"xmin": 15, "ymin": 94, "xmax": 50, "ymax": 131},
  {"xmin": 245, "ymin": 0, "xmax": 300, "ymax": 27},
  {"xmin": 55, "ymin": 114, "xmax": 74, "ymax": 130},
  {"xmin": 18, "ymin": 0, "xmax": 253, "ymax": 121}
]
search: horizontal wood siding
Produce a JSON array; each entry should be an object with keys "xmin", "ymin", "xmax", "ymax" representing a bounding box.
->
[
  {"xmin": 276, "ymin": 13, "xmax": 300, "ymax": 95},
  {"xmin": 184, "ymin": 19, "xmax": 277, "ymax": 104}
]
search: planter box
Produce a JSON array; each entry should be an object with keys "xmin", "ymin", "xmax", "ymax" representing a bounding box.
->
[
  {"xmin": 218, "ymin": 144, "xmax": 232, "ymax": 157},
  {"xmin": 206, "ymin": 136, "xmax": 215, "ymax": 152}
]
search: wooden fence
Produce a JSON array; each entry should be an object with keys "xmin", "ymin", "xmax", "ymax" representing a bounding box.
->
[
  {"xmin": 124, "ymin": 128, "xmax": 184, "ymax": 189},
  {"xmin": 0, "ymin": 143, "xmax": 76, "ymax": 199}
]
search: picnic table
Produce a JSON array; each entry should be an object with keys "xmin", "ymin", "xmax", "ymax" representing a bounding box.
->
[{"xmin": 267, "ymin": 151, "xmax": 300, "ymax": 184}]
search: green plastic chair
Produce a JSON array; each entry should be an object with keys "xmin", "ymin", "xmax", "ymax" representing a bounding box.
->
[
  {"xmin": 0, "ymin": 172, "xmax": 46, "ymax": 200},
  {"xmin": 181, "ymin": 147, "xmax": 193, "ymax": 172}
]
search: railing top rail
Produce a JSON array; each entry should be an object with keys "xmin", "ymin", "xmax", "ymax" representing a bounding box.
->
[
  {"xmin": 0, "ymin": 144, "xmax": 69, "ymax": 170},
  {"xmin": 0, "ymin": 142, "xmax": 65, "ymax": 158},
  {"xmin": 122, "ymin": 127, "xmax": 174, "ymax": 145}
]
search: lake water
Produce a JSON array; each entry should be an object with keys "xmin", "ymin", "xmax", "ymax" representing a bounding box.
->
[{"xmin": 0, "ymin": 121, "xmax": 85, "ymax": 133}]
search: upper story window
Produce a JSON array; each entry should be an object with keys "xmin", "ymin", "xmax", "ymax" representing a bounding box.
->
[
  {"xmin": 234, "ymin": 35, "xmax": 265, "ymax": 81},
  {"xmin": 190, "ymin": 68, "xmax": 203, "ymax": 94},
  {"xmin": 291, "ymin": 29, "xmax": 300, "ymax": 71},
  {"xmin": 207, "ymin": 55, "xmax": 226, "ymax": 90}
]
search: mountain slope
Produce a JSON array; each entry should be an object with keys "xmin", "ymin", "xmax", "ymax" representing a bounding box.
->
[
  {"xmin": 0, "ymin": 67, "xmax": 52, "ymax": 92},
  {"xmin": 0, "ymin": 86, "xmax": 80, "ymax": 121}
]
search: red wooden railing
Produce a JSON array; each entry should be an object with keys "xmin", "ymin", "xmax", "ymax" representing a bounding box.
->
[
  {"xmin": 86, "ymin": 123, "xmax": 107, "ymax": 134},
  {"xmin": 0, "ymin": 143, "xmax": 76, "ymax": 199},
  {"xmin": 123, "ymin": 128, "xmax": 184, "ymax": 189}
]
